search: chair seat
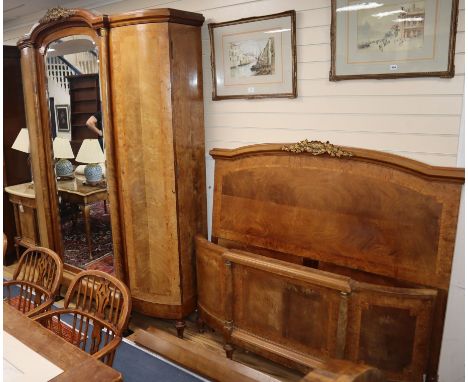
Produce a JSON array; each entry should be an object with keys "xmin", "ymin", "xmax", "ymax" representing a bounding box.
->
[
  {"xmin": 5, "ymin": 296, "xmax": 36, "ymax": 314},
  {"xmin": 7, "ymin": 295, "xmax": 36, "ymax": 313},
  {"xmin": 48, "ymin": 317, "xmax": 86, "ymax": 346}
]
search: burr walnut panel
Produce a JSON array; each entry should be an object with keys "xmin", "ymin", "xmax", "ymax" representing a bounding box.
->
[
  {"xmin": 232, "ymin": 265, "xmax": 344, "ymax": 359},
  {"xmin": 212, "ymin": 150, "xmax": 462, "ymax": 290},
  {"xmin": 346, "ymin": 283, "xmax": 437, "ymax": 382},
  {"xmin": 110, "ymin": 22, "xmax": 180, "ymax": 305},
  {"xmin": 108, "ymin": 18, "xmax": 207, "ymax": 318}
]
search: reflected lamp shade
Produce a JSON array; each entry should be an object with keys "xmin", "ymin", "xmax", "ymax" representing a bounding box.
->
[
  {"xmin": 53, "ymin": 137, "xmax": 75, "ymax": 177},
  {"xmin": 76, "ymin": 139, "xmax": 105, "ymax": 184},
  {"xmin": 12, "ymin": 128, "xmax": 30, "ymax": 153}
]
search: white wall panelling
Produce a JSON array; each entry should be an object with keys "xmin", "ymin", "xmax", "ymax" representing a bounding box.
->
[{"xmin": 3, "ymin": 1, "xmax": 465, "ymax": 381}]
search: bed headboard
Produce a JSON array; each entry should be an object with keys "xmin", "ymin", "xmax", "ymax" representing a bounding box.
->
[{"xmin": 210, "ymin": 141, "xmax": 464, "ymax": 290}]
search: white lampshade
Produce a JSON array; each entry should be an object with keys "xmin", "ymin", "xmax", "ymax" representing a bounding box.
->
[
  {"xmin": 75, "ymin": 139, "xmax": 105, "ymax": 164},
  {"xmin": 53, "ymin": 137, "xmax": 74, "ymax": 159},
  {"xmin": 12, "ymin": 128, "xmax": 30, "ymax": 153}
]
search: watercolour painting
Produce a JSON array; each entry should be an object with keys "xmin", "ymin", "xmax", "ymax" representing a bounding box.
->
[
  {"xmin": 330, "ymin": 0, "xmax": 458, "ymax": 80},
  {"xmin": 209, "ymin": 11, "xmax": 296, "ymax": 99}
]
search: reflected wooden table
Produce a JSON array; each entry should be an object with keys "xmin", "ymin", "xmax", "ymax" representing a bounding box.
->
[
  {"xmin": 57, "ymin": 177, "xmax": 108, "ymax": 259},
  {"xmin": 4, "ymin": 183, "xmax": 39, "ymax": 259},
  {"xmin": 3, "ymin": 303, "xmax": 122, "ymax": 381}
]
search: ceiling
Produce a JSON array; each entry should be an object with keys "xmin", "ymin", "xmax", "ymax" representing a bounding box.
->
[
  {"xmin": 4, "ymin": 0, "xmax": 77, "ymax": 23},
  {"xmin": 47, "ymin": 37, "xmax": 97, "ymax": 57}
]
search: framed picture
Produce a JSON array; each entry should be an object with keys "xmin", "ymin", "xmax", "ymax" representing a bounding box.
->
[
  {"xmin": 55, "ymin": 104, "xmax": 70, "ymax": 132},
  {"xmin": 49, "ymin": 97, "xmax": 57, "ymax": 138},
  {"xmin": 209, "ymin": 10, "xmax": 297, "ymax": 100},
  {"xmin": 330, "ymin": 0, "xmax": 459, "ymax": 80}
]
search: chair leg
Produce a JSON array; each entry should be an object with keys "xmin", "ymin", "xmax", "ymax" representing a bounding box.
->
[
  {"xmin": 175, "ymin": 320, "xmax": 186, "ymax": 339},
  {"xmin": 13, "ymin": 237, "xmax": 21, "ymax": 261}
]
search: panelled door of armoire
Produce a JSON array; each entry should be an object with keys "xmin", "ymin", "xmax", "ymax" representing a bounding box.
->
[{"xmin": 108, "ymin": 11, "xmax": 207, "ymax": 330}]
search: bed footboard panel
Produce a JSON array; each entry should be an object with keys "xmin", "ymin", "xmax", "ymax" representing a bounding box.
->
[{"xmin": 195, "ymin": 235, "xmax": 229, "ymax": 333}]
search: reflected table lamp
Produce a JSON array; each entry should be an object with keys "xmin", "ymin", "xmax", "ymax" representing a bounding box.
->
[
  {"xmin": 53, "ymin": 137, "xmax": 75, "ymax": 177},
  {"xmin": 75, "ymin": 139, "xmax": 105, "ymax": 185},
  {"xmin": 11, "ymin": 128, "xmax": 33, "ymax": 184}
]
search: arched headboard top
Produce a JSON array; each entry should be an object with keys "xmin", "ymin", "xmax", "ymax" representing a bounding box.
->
[
  {"xmin": 210, "ymin": 141, "xmax": 465, "ymax": 184},
  {"xmin": 210, "ymin": 141, "xmax": 464, "ymax": 290}
]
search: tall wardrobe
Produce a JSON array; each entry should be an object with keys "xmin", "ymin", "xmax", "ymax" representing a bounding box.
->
[
  {"xmin": 3, "ymin": 46, "xmax": 32, "ymax": 262},
  {"xmin": 17, "ymin": 8, "xmax": 207, "ymax": 333}
]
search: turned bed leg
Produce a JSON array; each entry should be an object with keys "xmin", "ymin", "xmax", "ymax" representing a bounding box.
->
[
  {"xmin": 224, "ymin": 343, "xmax": 235, "ymax": 359},
  {"xmin": 175, "ymin": 320, "xmax": 186, "ymax": 339}
]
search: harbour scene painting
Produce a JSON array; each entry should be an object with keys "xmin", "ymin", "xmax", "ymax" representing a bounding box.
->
[
  {"xmin": 228, "ymin": 37, "xmax": 275, "ymax": 79},
  {"xmin": 331, "ymin": 0, "xmax": 456, "ymax": 80},
  {"xmin": 357, "ymin": 1, "xmax": 426, "ymax": 53}
]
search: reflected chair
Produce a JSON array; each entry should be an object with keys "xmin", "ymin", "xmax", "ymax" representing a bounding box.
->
[
  {"xmin": 3, "ymin": 246, "xmax": 63, "ymax": 317},
  {"xmin": 33, "ymin": 270, "xmax": 131, "ymax": 366}
]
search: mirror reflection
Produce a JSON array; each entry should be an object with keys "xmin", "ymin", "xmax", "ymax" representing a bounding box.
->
[{"xmin": 45, "ymin": 35, "xmax": 114, "ymax": 274}]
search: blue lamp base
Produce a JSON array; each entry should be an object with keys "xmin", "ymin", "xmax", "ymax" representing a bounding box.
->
[
  {"xmin": 56, "ymin": 159, "xmax": 74, "ymax": 177},
  {"xmin": 84, "ymin": 163, "xmax": 103, "ymax": 185}
]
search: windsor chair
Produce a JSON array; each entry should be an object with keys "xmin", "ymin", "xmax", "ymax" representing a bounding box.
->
[
  {"xmin": 33, "ymin": 270, "xmax": 131, "ymax": 366},
  {"xmin": 3, "ymin": 246, "xmax": 63, "ymax": 317}
]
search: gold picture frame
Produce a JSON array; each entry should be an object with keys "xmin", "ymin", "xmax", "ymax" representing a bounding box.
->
[
  {"xmin": 209, "ymin": 10, "xmax": 297, "ymax": 100},
  {"xmin": 330, "ymin": 0, "xmax": 459, "ymax": 80}
]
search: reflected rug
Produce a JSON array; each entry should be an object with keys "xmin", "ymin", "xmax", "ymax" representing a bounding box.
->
[
  {"xmin": 61, "ymin": 201, "xmax": 113, "ymax": 269},
  {"xmin": 85, "ymin": 253, "xmax": 114, "ymax": 274}
]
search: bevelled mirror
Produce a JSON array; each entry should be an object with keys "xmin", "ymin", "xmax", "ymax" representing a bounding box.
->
[{"xmin": 44, "ymin": 34, "xmax": 114, "ymax": 273}]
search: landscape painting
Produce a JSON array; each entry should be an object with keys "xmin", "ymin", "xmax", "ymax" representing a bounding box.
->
[
  {"xmin": 357, "ymin": 1, "xmax": 426, "ymax": 53},
  {"xmin": 209, "ymin": 10, "xmax": 296, "ymax": 99},
  {"xmin": 228, "ymin": 37, "xmax": 275, "ymax": 79}
]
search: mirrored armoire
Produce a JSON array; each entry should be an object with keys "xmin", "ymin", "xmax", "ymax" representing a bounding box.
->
[{"xmin": 17, "ymin": 7, "xmax": 207, "ymax": 334}]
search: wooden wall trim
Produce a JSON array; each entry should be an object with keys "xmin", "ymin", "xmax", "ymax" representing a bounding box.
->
[{"xmin": 210, "ymin": 143, "xmax": 465, "ymax": 183}]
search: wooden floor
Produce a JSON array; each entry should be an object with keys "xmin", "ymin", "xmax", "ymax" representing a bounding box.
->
[{"xmin": 3, "ymin": 263, "xmax": 304, "ymax": 381}]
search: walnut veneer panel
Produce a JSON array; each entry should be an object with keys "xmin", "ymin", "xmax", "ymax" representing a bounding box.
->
[
  {"xmin": 212, "ymin": 148, "xmax": 463, "ymax": 290},
  {"xmin": 196, "ymin": 236, "xmax": 353, "ymax": 370},
  {"xmin": 195, "ymin": 237, "xmax": 229, "ymax": 329},
  {"xmin": 231, "ymin": 265, "xmax": 345, "ymax": 360},
  {"xmin": 169, "ymin": 22, "xmax": 207, "ymax": 307},
  {"xmin": 346, "ymin": 283, "xmax": 437, "ymax": 382},
  {"xmin": 109, "ymin": 19, "xmax": 206, "ymax": 318},
  {"xmin": 110, "ymin": 23, "xmax": 180, "ymax": 305}
]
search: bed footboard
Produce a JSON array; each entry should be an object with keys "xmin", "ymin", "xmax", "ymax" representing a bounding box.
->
[{"xmin": 196, "ymin": 235, "xmax": 437, "ymax": 381}]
